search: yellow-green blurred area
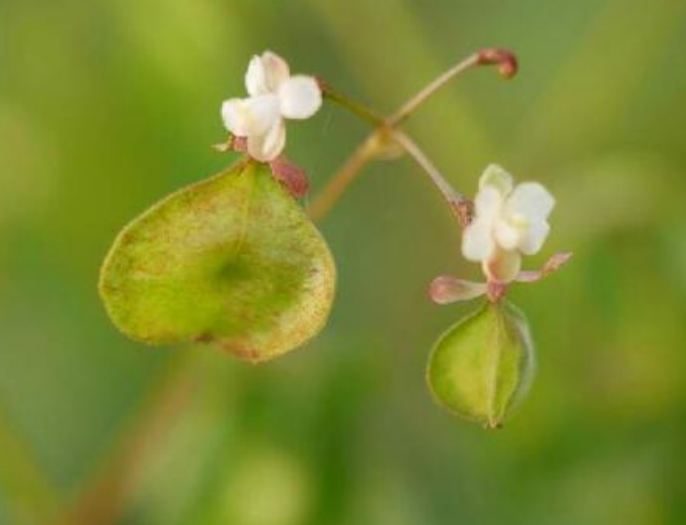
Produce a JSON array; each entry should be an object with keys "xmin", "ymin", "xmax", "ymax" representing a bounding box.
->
[{"xmin": 1, "ymin": 0, "xmax": 686, "ymax": 523}]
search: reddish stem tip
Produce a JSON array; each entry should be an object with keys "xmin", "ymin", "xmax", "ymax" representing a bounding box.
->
[
  {"xmin": 476, "ymin": 48, "xmax": 518, "ymax": 79},
  {"xmin": 486, "ymin": 281, "xmax": 508, "ymax": 303},
  {"xmin": 451, "ymin": 199, "xmax": 474, "ymax": 229},
  {"xmin": 315, "ymin": 76, "xmax": 329, "ymax": 93}
]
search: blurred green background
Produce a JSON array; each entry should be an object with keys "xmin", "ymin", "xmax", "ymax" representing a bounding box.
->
[{"xmin": 2, "ymin": 0, "xmax": 686, "ymax": 523}]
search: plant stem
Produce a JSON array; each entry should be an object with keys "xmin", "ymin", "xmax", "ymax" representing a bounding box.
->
[
  {"xmin": 390, "ymin": 130, "xmax": 465, "ymax": 206},
  {"xmin": 306, "ymin": 84, "xmax": 394, "ymax": 221},
  {"xmin": 307, "ymin": 133, "xmax": 382, "ymax": 221},
  {"xmin": 318, "ymin": 80, "xmax": 385, "ymax": 126},
  {"xmin": 389, "ymin": 53, "xmax": 481, "ymax": 125},
  {"xmin": 389, "ymin": 48, "xmax": 517, "ymax": 125},
  {"xmin": 0, "ymin": 400, "xmax": 59, "ymax": 523},
  {"xmin": 390, "ymin": 131, "xmax": 473, "ymax": 227},
  {"xmin": 54, "ymin": 351, "xmax": 195, "ymax": 525},
  {"xmin": 313, "ymin": 48, "xmax": 517, "ymax": 221}
]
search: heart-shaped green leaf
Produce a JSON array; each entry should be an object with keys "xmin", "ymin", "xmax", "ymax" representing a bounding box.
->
[
  {"xmin": 427, "ymin": 301, "xmax": 535, "ymax": 428},
  {"xmin": 99, "ymin": 160, "xmax": 336, "ymax": 362}
]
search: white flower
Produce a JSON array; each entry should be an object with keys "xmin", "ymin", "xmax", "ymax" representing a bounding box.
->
[
  {"xmin": 462, "ymin": 164, "xmax": 555, "ymax": 283},
  {"xmin": 221, "ymin": 51, "xmax": 322, "ymax": 162}
]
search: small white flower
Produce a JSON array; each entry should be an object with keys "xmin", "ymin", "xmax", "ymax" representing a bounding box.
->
[
  {"xmin": 462, "ymin": 164, "xmax": 555, "ymax": 283},
  {"xmin": 221, "ymin": 51, "xmax": 322, "ymax": 162}
]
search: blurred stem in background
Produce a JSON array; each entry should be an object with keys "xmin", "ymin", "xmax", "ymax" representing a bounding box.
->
[
  {"xmin": 0, "ymin": 399, "xmax": 59, "ymax": 523},
  {"xmin": 54, "ymin": 351, "xmax": 196, "ymax": 525}
]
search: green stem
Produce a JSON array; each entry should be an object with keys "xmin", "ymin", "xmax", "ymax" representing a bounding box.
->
[
  {"xmin": 316, "ymin": 74, "xmax": 478, "ymax": 222},
  {"xmin": 319, "ymin": 80, "xmax": 385, "ymax": 126}
]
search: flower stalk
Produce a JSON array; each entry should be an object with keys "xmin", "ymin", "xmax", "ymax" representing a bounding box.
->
[
  {"xmin": 389, "ymin": 130, "xmax": 472, "ymax": 226},
  {"xmin": 308, "ymin": 48, "xmax": 518, "ymax": 223},
  {"xmin": 391, "ymin": 48, "xmax": 517, "ymax": 126},
  {"xmin": 307, "ymin": 133, "xmax": 383, "ymax": 221},
  {"xmin": 317, "ymin": 78, "xmax": 385, "ymax": 126}
]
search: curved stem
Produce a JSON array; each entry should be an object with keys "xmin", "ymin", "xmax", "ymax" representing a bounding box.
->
[
  {"xmin": 390, "ymin": 48, "xmax": 518, "ymax": 126},
  {"xmin": 390, "ymin": 130, "xmax": 463, "ymax": 203},
  {"xmin": 311, "ymin": 81, "xmax": 392, "ymax": 221},
  {"xmin": 390, "ymin": 130, "xmax": 472, "ymax": 226},
  {"xmin": 313, "ymin": 49, "xmax": 517, "ymax": 222},
  {"xmin": 390, "ymin": 53, "xmax": 481, "ymax": 125}
]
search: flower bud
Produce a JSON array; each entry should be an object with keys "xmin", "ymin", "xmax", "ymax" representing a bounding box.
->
[{"xmin": 427, "ymin": 301, "xmax": 535, "ymax": 428}]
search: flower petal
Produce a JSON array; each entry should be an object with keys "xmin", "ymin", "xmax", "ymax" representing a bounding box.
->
[
  {"xmin": 262, "ymin": 51, "xmax": 291, "ymax": 90},
  {"xmin": 518, "ymin": 219, "xmax": 550, "ymax": 255},
  {"xmin": 429, "ymin": 276, "xmax": 487, "ymax": 304},
  {"xmin": 245, "ymin": 55, "xmax": 268, "ymax": 96},
  {"xmin": 506, "ymin": 182, "xmax": 555, "ymax": 222},
  {"xmin": 494, "ymin": 218, "xmax": 524, "ymax": 251},
  {"xmin": 246, "ymin": 51, "xmax": 291, "ymax": 96},
  {"xmin": 221, "ymin": 95, "xmax": 280, "ymax": 137},
  {"xmin": 247, "ymin": 120, "xmax": 286, "ymax": 162},
  {"xmin": 479, "ymin": 164, "xmax": 514, "ymax": 197},
  {"xmin": 516, "ymin": 252, "xmax": 573, "ymax": 283},
  {"xmin": 483, "ymin": 248, "xmax": 521, "ymax": 283},
  {"xmin": 278, "ymin": 76, "xmax": 322, "ymax": 119},
  {"xmin": 473, "ymin": 185, "xmax": 504, "ymax": 220},
  {"xmin": 462, "ymin": 185, "xmax": 502, "ymax": 262},
  {"xmin": 462, "ymin": 216, "xmax": 496, "ymax": 262}
]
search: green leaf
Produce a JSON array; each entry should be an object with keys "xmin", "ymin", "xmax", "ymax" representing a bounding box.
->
[
  {"xmin": 99, "ymin": 160, "xmax": 336, "ymax": 362},
  {"xmin": 427, "ymin": 301, "xmax": 535, "ymax": 428}
]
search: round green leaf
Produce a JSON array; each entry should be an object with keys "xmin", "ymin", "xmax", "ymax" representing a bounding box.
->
[
  {"xmin": 99, "ymin": 160, "xmax": 336, "ymax": 362},
  {"xmin": 427, "ymin": 301, "xmax": 535, "ymax": 428}
]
